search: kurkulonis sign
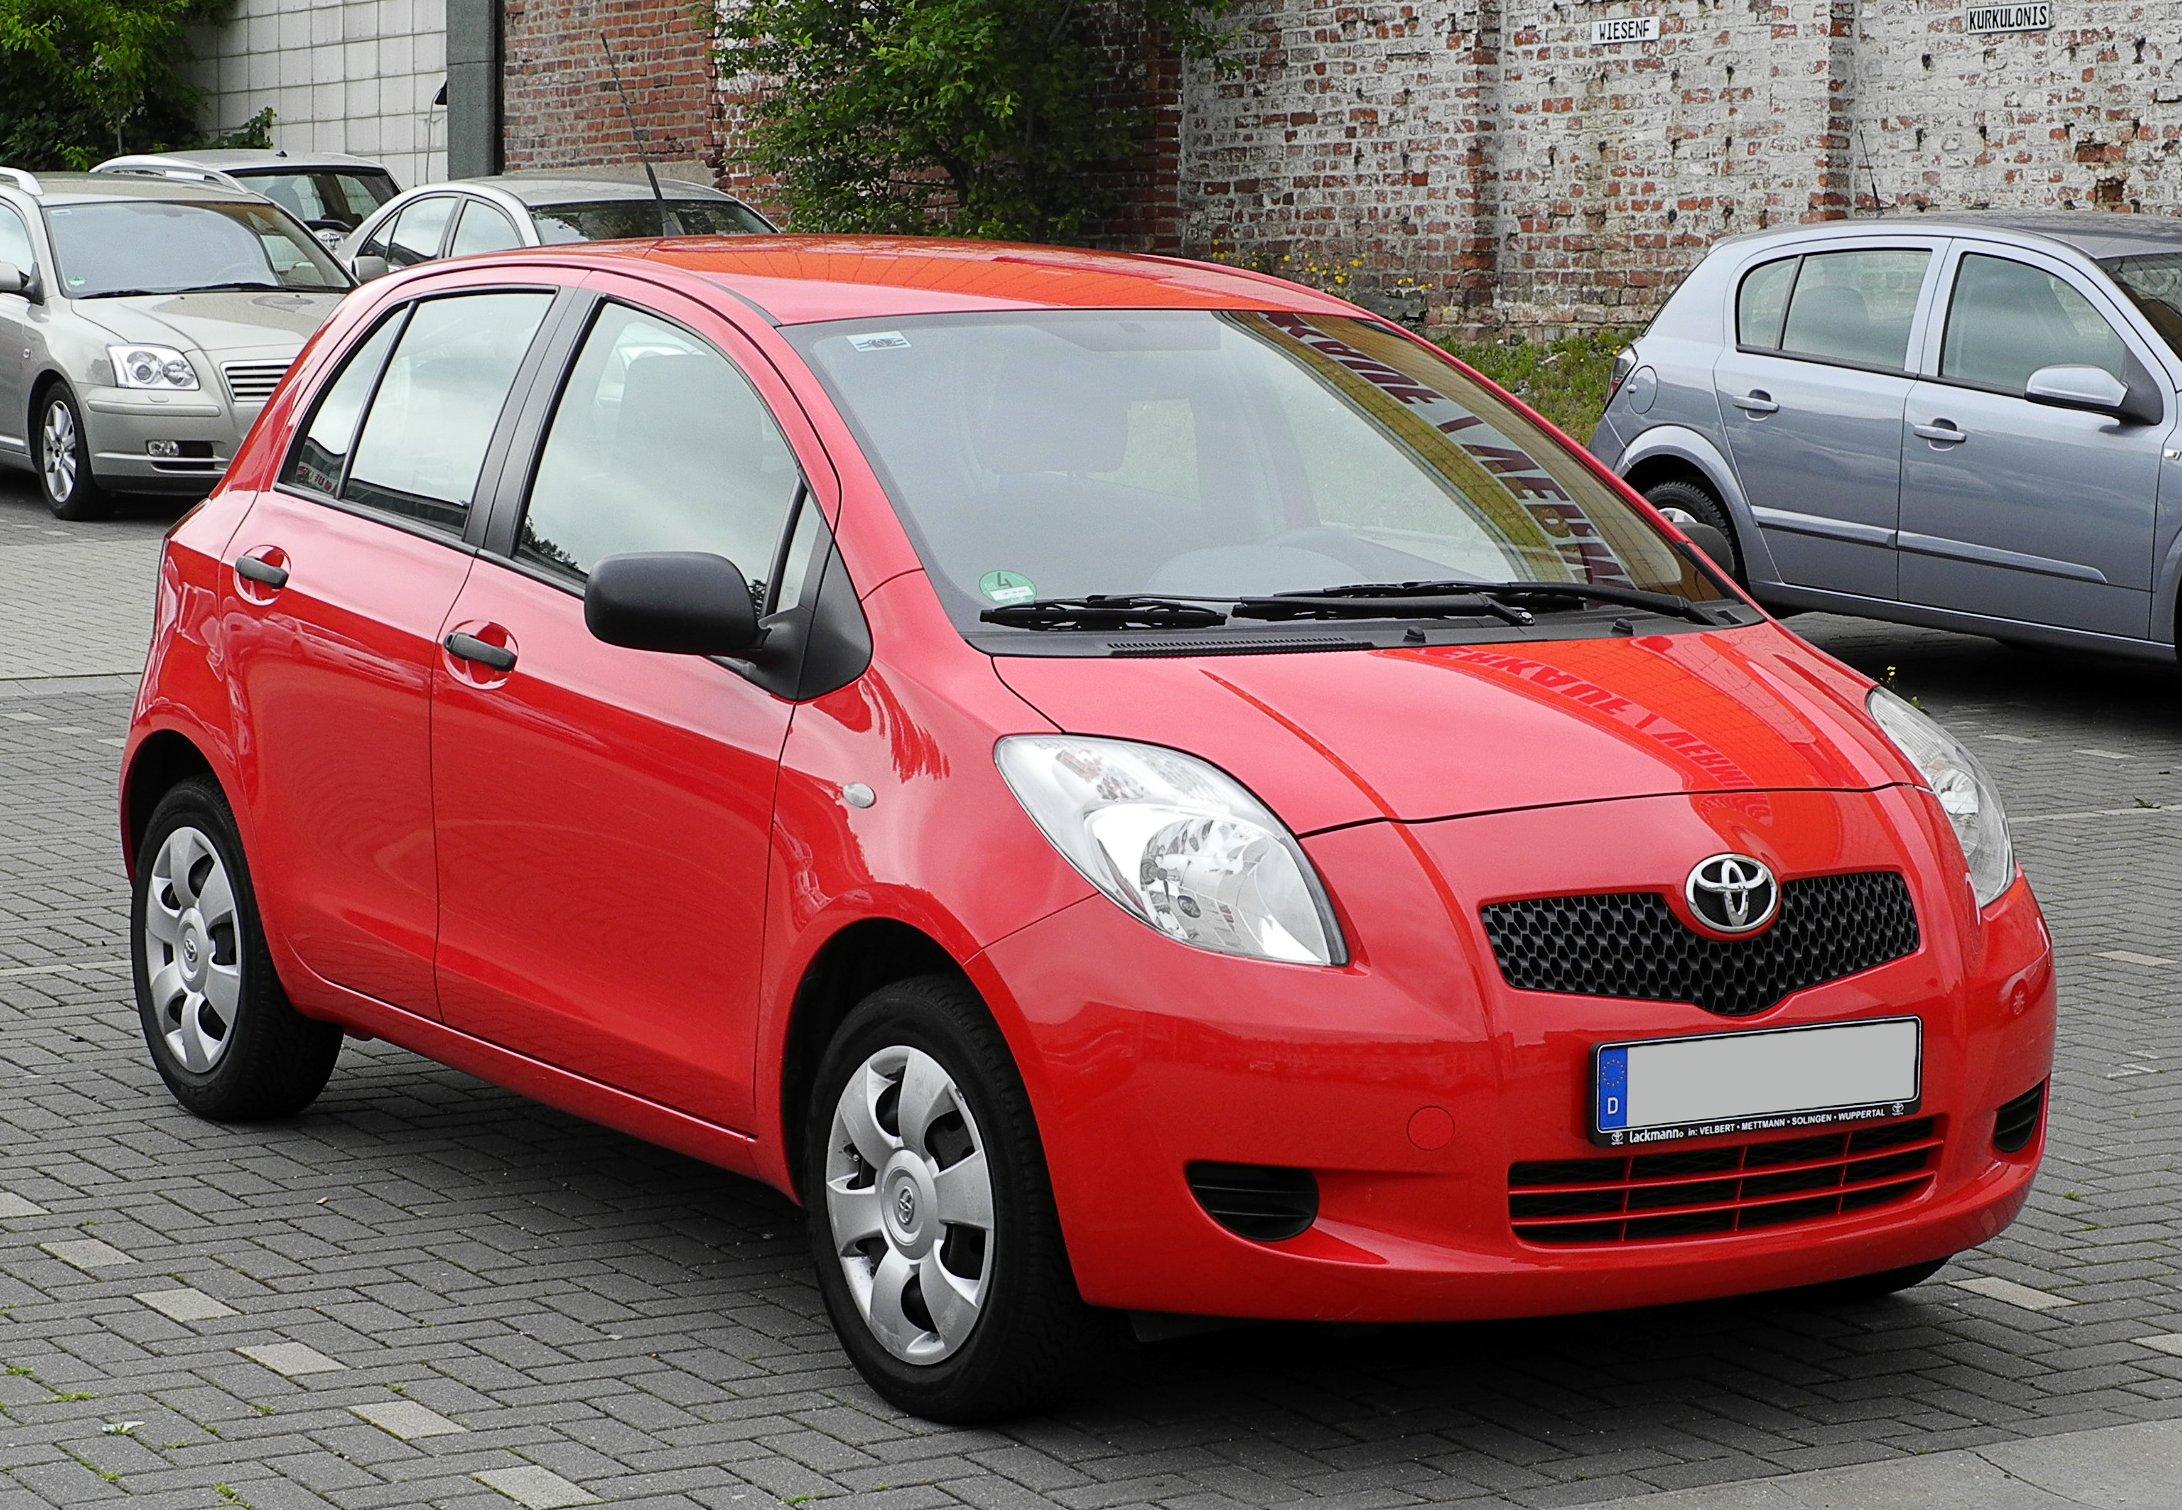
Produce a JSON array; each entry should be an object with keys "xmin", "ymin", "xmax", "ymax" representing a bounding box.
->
[{"xmin": 1965, "ymin": 2, "xmax": 2051, "ymax": 32}]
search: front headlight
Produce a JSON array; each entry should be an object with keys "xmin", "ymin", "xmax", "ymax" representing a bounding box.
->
[
  {"xmin": 107, "ymin": 345, "xmax": 201, "ymax": 391},
  {"xmin": 995, "ymin": 735, "xmax": 1347, "ymax": 966},
  {"xmin": 1866, "ymin": 687, "xmax": 2015, "ymax": 907}
]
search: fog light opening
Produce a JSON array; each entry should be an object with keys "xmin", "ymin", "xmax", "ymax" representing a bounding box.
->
[
  {"xmin": 1993, "ymin": 1080, "xmax": 2046, "ymax": 1155},
  {"xmin": 1185, "ymin": 1161, "xmax": 1318, "ymax": 1243},
  {"xmin": 146, "ymin": 439, "xmax": 180, "ymax": 458}
]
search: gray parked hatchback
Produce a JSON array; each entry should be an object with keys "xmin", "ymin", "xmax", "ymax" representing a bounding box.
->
[{"xmin": 1592, "ymin": 214, "xmax": 2182, "ymax": 660}]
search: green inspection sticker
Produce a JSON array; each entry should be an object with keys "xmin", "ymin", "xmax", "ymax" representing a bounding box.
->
[{"xmin": 979, "ymin": 570, "xmax": 1038, "ymax": 605}]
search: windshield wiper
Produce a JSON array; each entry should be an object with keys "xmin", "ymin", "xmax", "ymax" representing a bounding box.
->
[
  {"xmin": 78, "ymin": 281, "xmax": 283, "ymax": 299},
  {"xmin": 1235, "ymin": 579, "xmax": 1726, "ymax": 627},
  {"xmin": 174, "ymin": 281, "xmax": 285, "ymax": 294},
  {"xmin": 980, "ymin": 595, "xmax": 1228, "ymax": 631}
]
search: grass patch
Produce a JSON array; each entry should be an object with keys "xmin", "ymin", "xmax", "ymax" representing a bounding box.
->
[{"xmin": 1436, "ymin": 329, "xmax": 1639, "ymax": 442}]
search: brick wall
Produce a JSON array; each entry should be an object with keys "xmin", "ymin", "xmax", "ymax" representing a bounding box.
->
[{"xmin": 501, "ymin": 0, "xmax": 721, "ymax": 180}]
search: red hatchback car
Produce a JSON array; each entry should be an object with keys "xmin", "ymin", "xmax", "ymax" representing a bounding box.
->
[{"xmin": 122, "ymin": 239, "xmax": 2056, "ymax": 1421}]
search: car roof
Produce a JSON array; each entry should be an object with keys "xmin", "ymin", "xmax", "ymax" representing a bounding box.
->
[
  {"xmin": 484, "ymin": 236, "xmax": 1365, "ymax": 326},
  {"xmin": 5, "ymin": 172, "xmax": 275, "ymax": 208},
  {"xmin": 450, "ymin": 174, "xmax": 754, "ymax": 207},
  {"xmin": 1715, "ymin": 210, "xmax": 2182, "ymax": 264},
  {"xmin": 103, "ymin": 149, "xmax": 394, "ymax": 175}
]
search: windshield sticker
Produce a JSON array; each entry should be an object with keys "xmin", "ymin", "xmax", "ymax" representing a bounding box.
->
[
  {"xmin": 978, "ymin": 569, "xmax": 1038, "ymax": 605},
  {"xmin": 847, "ymin": 331, "xmax": 911, "ymax": 352},
  {"xmin": 1254, "ymin": 312, "xmax": 1636, "ymax": 587}
]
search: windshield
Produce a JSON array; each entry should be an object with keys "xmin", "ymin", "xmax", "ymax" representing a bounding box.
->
[
  {"xmin": 47, "ymin": 199, "xmax": 347, "ymax": 296},
  {"xmin": 787, "ymin": 310, "xmax": 1720, "ymax": 631},
  {"xmin": 2101, "ymin": 253, "xmax": 2182, "ymax": 359},
  {"xmin": 238, "ymin": 169, "xmax": 399, "ymax": 231},
  {"xmin": 533, "ymin": 199, "xmax": 772, "ymax": 242}
]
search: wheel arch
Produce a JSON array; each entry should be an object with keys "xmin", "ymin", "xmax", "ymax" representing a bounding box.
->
[
  {"xmin": 1610, "ymin": 425, "xmax": 1778, "ymax": 584},
  {"xmin": 121, "ymin": 729, "xmax": 219, "ymax": 877},
  {"xmin": 779, "ymin": 917, "xmax": 965, "ymax": 1189}
]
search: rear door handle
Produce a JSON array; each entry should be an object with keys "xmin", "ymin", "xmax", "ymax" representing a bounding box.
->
[
  {"xmin": 1913, "ymin": 421, "xmax": 1967, "ymax": 444},
  {"xmin": 1730, "ymin": 391, "xmax": 1779, "ymax": 414},
  {"xmin": 234, "ymin": 553, "xmax": 288, "ymax": 590},
  {"xmin": 445, "ymin": 632, "xmax": 516, "ymax": 672}
]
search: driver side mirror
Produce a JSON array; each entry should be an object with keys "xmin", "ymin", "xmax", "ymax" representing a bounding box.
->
[
  {"xmin": 0, "ymin": 260, "xmax": 40, "ymax": 303},
  {"xmin": 2024, "ymin": 364, "xmax": 2135, "ymax": 420},
  {"xmin": 584, "ymin": 551, "xmax": 763, "ymax": 656},
  {"xmin": 349, "ymin": 254, "xmax": 390, "ymax": 282}
]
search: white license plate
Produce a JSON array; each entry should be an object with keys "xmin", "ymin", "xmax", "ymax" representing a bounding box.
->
[{"xmin": 1592, "ymin": 1018, "xmax": 1922, "ymax": 1147}]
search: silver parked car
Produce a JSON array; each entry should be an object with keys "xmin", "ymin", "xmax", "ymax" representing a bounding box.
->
[
  {"xmin": 338, "ymin": 173, "xmax": 775, "ymax": 279},
  {"xmin": 94, "ymin": 149, "xmax": 401, "ymax": 244},
  {"xmin": 1592, "ymin": 214, "xmax": 2182, "ymax": 660},
  {"xmin": 0, "ymin": 168, "xmax": 351, "ymax": 519}
]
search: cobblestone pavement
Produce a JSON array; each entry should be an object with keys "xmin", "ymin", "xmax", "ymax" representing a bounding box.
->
[{"xmin": 1, "ymin": 469, "xmax": 2178, "ymax": 1509}]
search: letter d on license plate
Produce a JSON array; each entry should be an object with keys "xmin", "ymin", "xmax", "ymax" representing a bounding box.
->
[{"xmin": 1592, "ymin": 1018, "xmax": 1921, "ymax": 1146}]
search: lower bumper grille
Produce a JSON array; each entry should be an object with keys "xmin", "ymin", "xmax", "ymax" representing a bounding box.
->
[
  {"xmin": 1993, "ymin": 1081, "xmax": 2046, "ymax": 1154},
  {"xmin": 1186, "ymin": 1162, "xmax": 1318, "ymax": 1243},
  {"xmin": 1509, "ymin": 1118, "xmax": 1941, "ymax": 1246}
]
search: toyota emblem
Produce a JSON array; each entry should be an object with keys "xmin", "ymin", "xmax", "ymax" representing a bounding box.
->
[
  {"xmin": 1685, "ymin": 853, "xmax": 1780, "ymax": 934},
  {"xmin": 895, "ymin": 1187, "xmax": 917, "ymax": 1228}
]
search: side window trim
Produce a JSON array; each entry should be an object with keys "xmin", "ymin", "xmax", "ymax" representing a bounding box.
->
[
  {"xmin": 277, "ymin": 303, "xmax": 411, "ymax": 501},
  {"xmin": 272, "ymin": 284, "xmax": 573, "ymax": 551}
]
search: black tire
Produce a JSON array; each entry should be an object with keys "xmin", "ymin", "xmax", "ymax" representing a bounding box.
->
[
  {"xmin": 34, "ymin": 383, "xmax": 111, "ymax": 522},
  {"xmin": 1796, "ymin": 1256, "xmax": 1951, "ymax": 1303},
  {"xmin": 802, "ymin": 975, "xmax": 1101, "ymax": 1422},
  {"xmin": 1645, "ymin": 477, "xmax": 1742, "ymax": 583},
  {"xmin": 131, "ymin": 776, "xmax": 342, "ymax": 1120}
]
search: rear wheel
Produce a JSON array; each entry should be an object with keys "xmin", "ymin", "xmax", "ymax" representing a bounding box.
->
[
  {"xmin": 1645, "ymin": 477, "xmax": 1741, "ymax": 583},
  {"xmin": 803, "ymin": 975, "xmax": 1100, "ymax": 1422},
  {"xmin": 35, "ymin": 384, "xmax": 110, "ymax": 521},
  {"xmin": 132, "ymin": 777, "xmax": 342, "ymax": 1120}
]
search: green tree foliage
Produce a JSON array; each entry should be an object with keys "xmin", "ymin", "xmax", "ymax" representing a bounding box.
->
[
  {"xmin": 0, "ymin": 0, "xmax": 228, "ymax": 169},
  {"xmin": 714, "ymin": 0, "xmax": 1234, "ymax": 242}
]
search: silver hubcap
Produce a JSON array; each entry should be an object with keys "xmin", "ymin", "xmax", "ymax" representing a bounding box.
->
[
  {"xmin": 142, "ymin": 826, "xmax": 241, "ymax": 1073},
  {"xmin": 40, "ymin": 400, "xmax": 76, "ymax": 501},
  {"xmin": 824, "ymin": 1046, "xmax": 995, "ymax": 1364}
]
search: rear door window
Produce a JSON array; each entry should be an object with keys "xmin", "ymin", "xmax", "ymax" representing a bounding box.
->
[
  {"xmin": 1776, "ymin": 249, "xmax": 1929, "ymax": 371},
  {"xmin": 1940, "ymin": 253, "xmax": 2128, "ymax": 392},
  {"xmin": 340, "ymin": 291, "xmax": 554, "ymax": 536}
]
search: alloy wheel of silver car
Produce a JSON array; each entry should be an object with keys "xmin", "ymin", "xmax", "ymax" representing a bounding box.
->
[
  {"xmin": 824, "ymin": 1044, "xmax": 996, "ymax": 1364},
  {"xmin": 40, "ymin": 397, "xmax": 79, "ymax": 503},
  {"xmin": 141, "ymin": 824, "xmax": 243, "ymax": 1073}
]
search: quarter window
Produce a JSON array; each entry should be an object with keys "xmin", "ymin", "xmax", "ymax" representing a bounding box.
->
[
  {"xmin": 281, "ymin": 312, "xmax": 404, "ymax": 496},
  {"xmin": 1777, "ymin": 249, "xmax": 1928, "ymax": 371},
  {"xmin": 341, "ymin": 291, "xmax": 553, "ymax": 535},
  {"xmin": 1940, "ymin": 253, "xmax": 2127, "ymax": 393},
  {"xmin": 517, "ymin": 302, "xmax": 802, "ymax": 594},
  {"xmin": 1735, "ymin": 257, "xmax": 1797, "ymax": 349}
]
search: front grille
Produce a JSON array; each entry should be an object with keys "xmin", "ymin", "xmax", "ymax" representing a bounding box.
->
[
  {"xmin": 1481, "ymin": 871, "xmax": 1918, "ymax": 1016},
  {"xmin": 1993, "ymin": 1080, "xmax": 2047, "ymax": 1154},
  {"xmin": 1509, "ymin": 1118, "xmax": 1940, "ymax": 1245},
  {"xmin": 221, "ymin": 360, "xmax": 290, "ymax": 405},
  {"xmin": 1186, "ymin": 1162, "xmax": 1318, "ymax": 1242}
]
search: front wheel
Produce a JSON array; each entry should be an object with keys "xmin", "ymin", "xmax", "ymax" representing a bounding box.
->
[
  {"xmin": 36, "ymin": 385, "xmax": 110, "ymax": 521},
  {"xmin": 803, "ymin": 975, "xmax": 1100, "ymax": 1422},
  {"xmin": 132, "ymin": 777, "xmax": 343, "ymax": 1120}
]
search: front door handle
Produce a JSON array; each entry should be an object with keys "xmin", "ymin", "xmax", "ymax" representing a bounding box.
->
[
  {"xmin": 1913, "ymin": 421, "xmax": 1968, "ymax": 444},
  {"xmin": 445, "ymin": 632, "xmax": 516, "ymax": 673},
  {"xmin": 234, "ymin": 553, "xmax": 288, "ymax": 590},
  {"xmin": 1730, "ymin": 391, "xmax": 1779, "ymax": 414}
]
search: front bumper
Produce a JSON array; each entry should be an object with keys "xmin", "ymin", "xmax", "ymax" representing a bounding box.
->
[
  {"xmin": 83, "ymin": 388, "xmax": 259, "ymax": 493},
  {"xmin": 973, "ymin": 785, "xmax": 2056, "ymax": 1322}
]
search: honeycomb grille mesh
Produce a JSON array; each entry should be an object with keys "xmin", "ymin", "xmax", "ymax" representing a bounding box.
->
[{"xmin": 1481, "ymin": 871, "xmax": 1918, "ymax": 1017}]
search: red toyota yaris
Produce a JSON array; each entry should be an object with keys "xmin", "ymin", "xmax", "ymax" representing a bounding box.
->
[{"xmin": 122, "ymin": 239, "xmax": 2055, "ymax": 1421}]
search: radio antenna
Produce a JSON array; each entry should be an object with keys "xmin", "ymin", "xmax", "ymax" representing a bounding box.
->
[{"xmin": 599, "ymin": 32, "xmax": 671, "ymax": 237}]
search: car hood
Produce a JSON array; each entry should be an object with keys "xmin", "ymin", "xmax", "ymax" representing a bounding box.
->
[
  {"xmin": 992, "ymin": 624, "xmax": 1918, "ymax": 834},
  {"xmin": 67, "ymin": 290, "xmax": 340, "ymax": 357}
]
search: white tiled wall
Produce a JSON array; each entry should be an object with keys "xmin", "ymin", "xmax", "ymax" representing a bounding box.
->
[{"xmin": 191, "ymin": 0, "xmax": 449, "ymax": 191}]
